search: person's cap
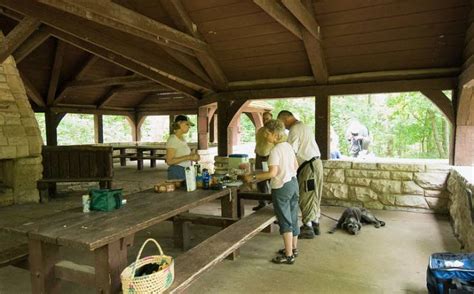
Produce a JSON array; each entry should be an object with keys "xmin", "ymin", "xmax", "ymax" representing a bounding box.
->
[{"xmin": 175, "ymin": 115, "xmax": 195, "ymax": 126}]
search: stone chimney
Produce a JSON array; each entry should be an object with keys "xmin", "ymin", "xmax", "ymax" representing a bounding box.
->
[{"xmin": 0, "ymin": 54, "xmax": 43, "ymax": 206}]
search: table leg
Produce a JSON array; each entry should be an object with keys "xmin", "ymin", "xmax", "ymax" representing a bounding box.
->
[
  {"xmin": 173, "ymin": 220, "xmax": 191, "ymax": 250},
  {"xmin": 94, "ymin": 235, "xmax": 134, "ymax": 294},
  {"xmin": 119, "ymin": 149, "xmax": 126, "ymax": 166},
  {"xmin": 150, "ymin": 150, "xmax": 156, "ymax": 168},
  {"xmin": 137, "ymin": 149, "xmax": 143, "ymax": 170},
  {"xmin": 221, "ymin": 187, "xmax": 238, "ymax": 218},
  {"xmin": 29, "ymin": 239, "xmax": 61, "ymax": 294},
  {"xmin": 221, "ymin": 188, "xmax": 239, "ymax": 260}
]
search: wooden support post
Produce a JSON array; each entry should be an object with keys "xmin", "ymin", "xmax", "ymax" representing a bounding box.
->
[
  {"xmin": 173, "ymin": 220, "xmax": 191, "ymax": 251},
  {"xmin": 94, "ymin": 114, "xmax": 104, "ymax": 144},
  {"xmin": 217, "ymin": 100, "xmax": 231, "ymax": 156},
  {"xmin": 28, "ymin": 239, "xmax": 61, "ymax": 294},
  {"xmin": 209, "ymin": 114, "xmax": 217, "ymax": 143},
  {"xmin": 315, "ymin": 94, "xmax": 330, "ymax": 160},
  {"xmin": 45, "ymin": 109, "xmax": 59, "ymax": 146},
  {"xmin": 229, "ymin": 116, "xmax": 240, "ymax": 149},
  {"xmin": 221, "ymin": 187, "xmax": 239, "ymax": 260},
  {"xmin": 197, "ymin": 106, "xmax": 209, "ymax": 150},
  {"xmin": 169, "ymin": 114, "xmax": 175, "ymax": 135}
]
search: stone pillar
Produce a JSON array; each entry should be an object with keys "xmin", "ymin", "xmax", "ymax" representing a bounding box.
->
[{"xmin": 0, "ymin": 55, "xmax": 43, "ymax": 205}]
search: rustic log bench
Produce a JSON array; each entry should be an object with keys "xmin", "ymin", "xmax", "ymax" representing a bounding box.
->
[
  {"xmin": 167, "ymin": 205, "xmax": 276, "ymax": 293},
  {"xmin": 38, "ymin": 145, "xmax": 113, "ymax": 200}
]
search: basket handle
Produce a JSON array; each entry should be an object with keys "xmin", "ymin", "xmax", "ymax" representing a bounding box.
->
[{"xmin": 130, "ymin": 238, "xmax": 165, "ymax": 278}]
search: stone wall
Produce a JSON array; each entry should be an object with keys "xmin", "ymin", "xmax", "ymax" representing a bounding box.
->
[
  {"xmin": 322, "ymin": 160, "xmax": 450, "ymax": 212},
  {"xmin": 0, "ymin": 55, "xmax": 43, "ymax": 205},
  {"xmin": 447, "ymin": 168, "xmax": 474, "ymax": 251}
]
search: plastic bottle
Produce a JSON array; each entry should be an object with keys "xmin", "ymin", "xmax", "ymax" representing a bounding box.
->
[
  {"xmin": 202, "ymin": 168, "xmax": 210, "ymax": 190},
  {"xmin": 195, "ymin": 164, "xmax": 203, "ymax": 189}
]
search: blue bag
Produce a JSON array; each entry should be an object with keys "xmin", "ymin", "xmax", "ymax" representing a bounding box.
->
[{"xmin": 427, "ymin": 252, "xmax": 474, "ymax": 293}]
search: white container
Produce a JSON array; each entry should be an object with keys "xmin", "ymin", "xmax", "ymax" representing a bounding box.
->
[
  {"xmin": 82, "ymin": 195, "xmax": 90, "ymax": 213},
  {"xmin": 185, "ymin": 166, "xmax": 196, "ymax": 192},
  {"xmin": 228, "ymin": 154, "xmax": 249, "ymax": 169},
  {"xmin": 262, "ymin": 161, "xmax": 269, "ymax": 172}
]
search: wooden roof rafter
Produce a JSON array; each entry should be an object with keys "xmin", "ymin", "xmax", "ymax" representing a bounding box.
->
[
  {"xmin": 0, "ymin": 1, "xmax": 212, "ymax": 94},
  {"xmin": 19, "ymin": 72, "xmax": 46, "ymax": 107},
  {"xmin": 160, "ymin": 0, "xmax": 228, "ymax": 90},
  {"xmin": 37, "ymin": 0, "xmax": 223, "ymax": 90},
  {"xmin": 36, "ymin": 0, "xmax": 207, "ymax": 54},
  {"xmin": 12, "ymin": 25, "xmax": 49, "ymax": 63},
  {"xmin": 47, "ymin": 39, "xmax": 65, "ymax": 105},
  {"xmin": 0, "ymin": 15, "xmax": 40, "ymax": 63},
  {"xmin": 54, "ymin": 54, "xmax": 100, "ymax": 105},
  {"xmin": 253, "ymin": 0, "xmax": 328, "ymax": 84}
]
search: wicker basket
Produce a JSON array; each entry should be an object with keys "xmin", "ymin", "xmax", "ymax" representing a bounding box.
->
[{"xmin": 121, "ymin": 239, "xmax": 175, "ymax": 293}]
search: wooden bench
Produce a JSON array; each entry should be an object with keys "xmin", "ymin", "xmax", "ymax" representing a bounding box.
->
[
  {"xmin": 167, "ymin": 205, "xmax": 276, "ymax": 293},
  {"xmin": 0, "ymin": 230, "xmax": 29, "ymax": 269},
  {"xmin": 38, "ymin": 145, "xmax": 113, "ymax": 200}
]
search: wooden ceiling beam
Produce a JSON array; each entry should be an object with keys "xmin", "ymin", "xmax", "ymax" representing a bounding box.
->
[
  {"xmin": 253, "ymin": 0, "xmax": 303, "ymax": 40},
  {"xmin": 66, "ymin": 75, "xmax": 147, "ymax": 89},
  {"xmin": 19, "ymin": 73, "xmax": 46, "ymax": 107},
  {"xmin": 162, "ymin": 48, "xmax": 212, "ymax": 84},
  {"xmin": 0, "ymin": 15, "xmax": 40, "ymax": 63},
  {"xmin": 254, "ymin": 0, "xmax": 327, "ymax": 84},
  {"xmin": 47, "ymin": 39, "xmax": 65, "ymax": 105},
  {"xmin": 420, "ymin": 90, "xmax": 455, "ymax": 124},
  {"xmin": 96, "ymin": 86, "xmax": 120, "ymax": 109},
  {"xmin": 281, "ymin": 0, "xmax": 320, "ymax": 41},
  {"xmin": 54, "ymin": 54, "xmax": 99, "ymax": 105},
  {"xmin": 46, "ymin": 29, "xmax": 201, "ymax": 99},
  {"xmin": 49, "ymin": 105, "xmax": 133, "ymax": 116},
  {"xmin": 37, "ymin": 0, "xmax": 207, "ymax": 53},
  {"xmin": 161, "ymin": 0, "xmax": 228, "ymax": 90},
  {"xmin": 0, "ymin": 1, "xmax": 212, "ymax": 92},
  {"xmin": 12, "ymin": 26, "xmax": 50, "ymax": 63},
  {"xmin": 282, "ymin": 0, "xmax": 327, "ymax": 84},
  {"xmin": 212, "ymin": 78, "xmax": 457, "ymax": 101},
  {"xmin": 115, "ymin": 84, "xmax": 168, "ymax": 94}
]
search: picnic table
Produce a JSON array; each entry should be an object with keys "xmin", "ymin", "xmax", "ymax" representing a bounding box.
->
[
  {"xmin": 112, "ymin": 144, "xmax": 167, "ymax": 170},
  {"xmin": 5, "ymin": 188, "xmax": 238, "ymax": 293}
]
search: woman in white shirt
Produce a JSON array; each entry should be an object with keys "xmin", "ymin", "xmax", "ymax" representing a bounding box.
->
[
  {"xmin": 166, "ymin": 115, "xmax": 200, "ymax": 180},
  {"xmin": 243, "ymin": 119, "xmax": 300, "ymax": 264}
]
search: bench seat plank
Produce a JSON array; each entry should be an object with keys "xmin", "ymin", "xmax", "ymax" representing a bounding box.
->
[{"xmin": 168, "ymin": 205, "xmax": 276, "ymax": 293}]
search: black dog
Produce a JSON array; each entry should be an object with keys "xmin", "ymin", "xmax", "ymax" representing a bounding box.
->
[{"xmin": 329, "ymin": 207, "xmax": 385, "ymax": 235}]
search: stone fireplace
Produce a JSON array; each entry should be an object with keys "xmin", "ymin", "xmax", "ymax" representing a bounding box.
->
[{"xmin": 0, "ymin": 55, "xmax": 43, "ymax": 206}]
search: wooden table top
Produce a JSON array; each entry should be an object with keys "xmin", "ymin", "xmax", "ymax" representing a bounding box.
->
[{"xmin": 6, "ymin": 189, "xmax": 232, "ymax": 251}]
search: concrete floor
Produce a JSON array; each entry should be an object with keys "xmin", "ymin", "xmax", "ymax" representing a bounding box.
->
[{"xmin": 0, "ymin": 162, "xmax": 461, "ymax": 294}]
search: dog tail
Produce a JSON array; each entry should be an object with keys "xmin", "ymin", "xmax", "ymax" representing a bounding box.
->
[{"xmin": 328, "ymin": 226, "xmax": 338, "ymax": 234}]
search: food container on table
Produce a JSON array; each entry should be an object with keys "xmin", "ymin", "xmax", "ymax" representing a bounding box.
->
[{"xmin": 228, "ymin": 154, "xmax": 249, "ymax": 169}]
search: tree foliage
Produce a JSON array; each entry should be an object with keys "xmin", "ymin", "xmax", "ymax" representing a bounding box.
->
[{"xmin": 239, "ymin": 92, "xmax": 450, "ymax": 159}]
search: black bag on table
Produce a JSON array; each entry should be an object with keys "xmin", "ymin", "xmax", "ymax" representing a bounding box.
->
[{"xmin": 427, "ymin": 252, "xmax": 474, "ymax": 294}]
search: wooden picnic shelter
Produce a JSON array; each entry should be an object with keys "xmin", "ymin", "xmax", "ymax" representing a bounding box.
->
[
  {"xmin": 0, "ymin": 0, "xmax": 471, "ymax": 164},
  {"xmin": 1, "ymin": 0, "xmax": 474, "ymax": 293}
]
